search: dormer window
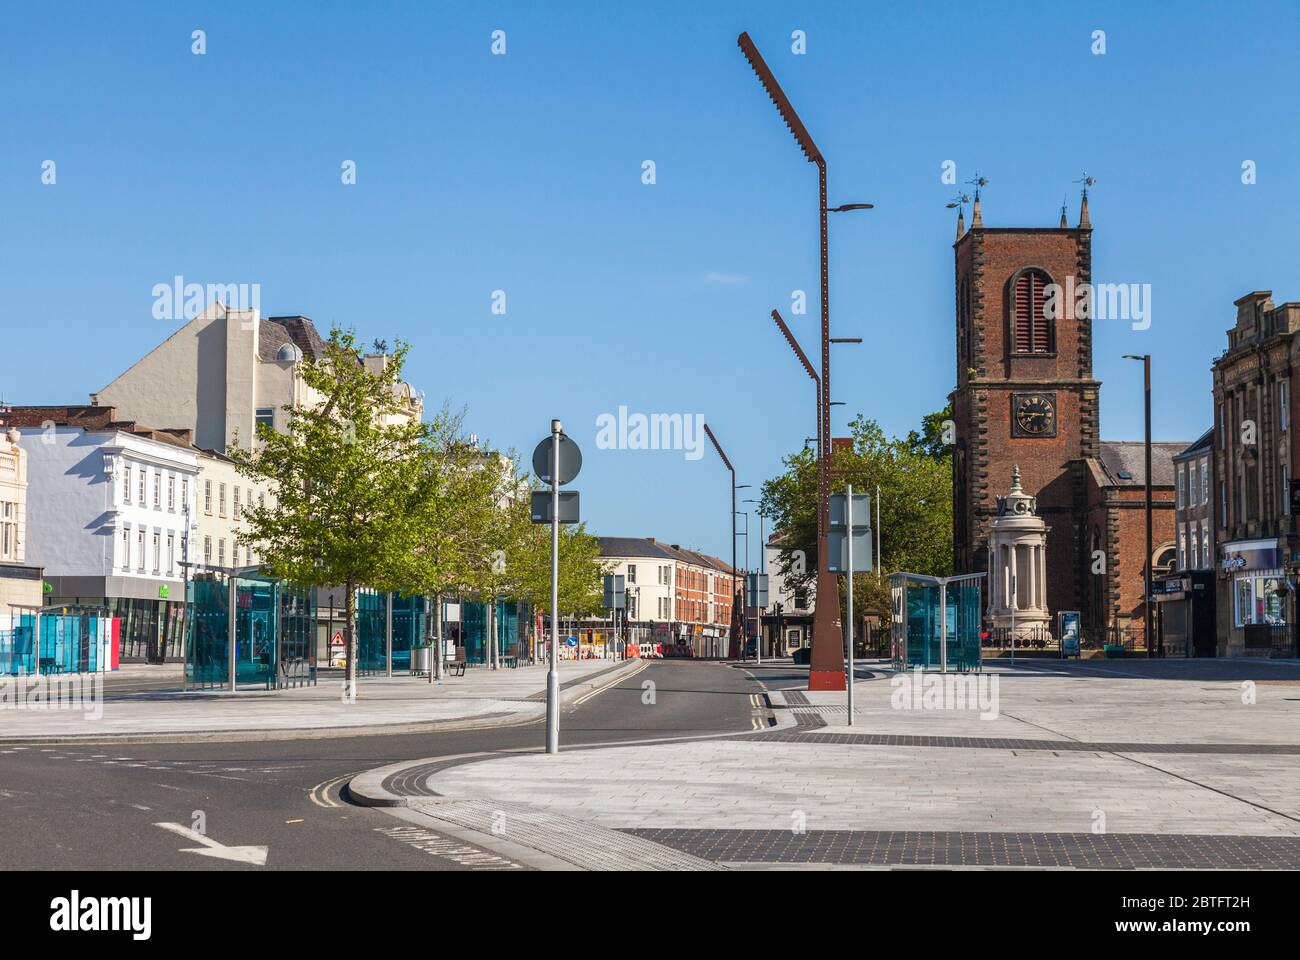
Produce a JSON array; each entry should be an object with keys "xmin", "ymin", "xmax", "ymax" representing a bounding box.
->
[{"xmin": 1012, "ymin": 269, "xmax": 1054, "ymax": 353}]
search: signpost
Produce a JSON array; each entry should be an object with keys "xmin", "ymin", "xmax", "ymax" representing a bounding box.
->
[
  {"xmin": 532, "ymin": 422, "xmax": 581, "ymax": 754},
  {"xmin": 746, "ymin": 572, "xmax": 768, "ymax": 664},
  {"xmin": 603, "ymin": 575, "xmax": 625, "ymax": 660},
  {"xmin": 829, "ymin": 488, "xmax": 872, "ymax": 726}
]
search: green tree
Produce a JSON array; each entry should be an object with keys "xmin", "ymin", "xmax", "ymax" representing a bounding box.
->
[
  {"xmin": 760, "ymin": 408, "xmax": 954, "ymax": 625},
  {"xmin": 229, "ymin": 328, "xmax": 436, "ymax": 700},
  {"xmin": 408, "ymin": 415, "xmax": 503, "ymax": 675}
]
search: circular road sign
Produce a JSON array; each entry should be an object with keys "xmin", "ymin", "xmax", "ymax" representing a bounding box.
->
[{"xmin": 532, "ymin": 434, "xmax": 582, "ymax": 486}]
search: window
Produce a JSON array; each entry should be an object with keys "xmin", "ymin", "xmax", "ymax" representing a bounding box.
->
[
  {"xmin": 1201, "ymin": 458, "xmax": 1209, "ymax": 504},
  {"xmin": 204, "ymin": 480, "xmax": 212, "ymax": 514},
  {"xmin": 255, "ymin": 408, "xmax": 275, "ymax": 432},
  {"xmin": 626, "ymin": 564, "xmax": 636, "ymax": 583},
  {"xmin": 1189, "ymin": 526, "xmax": 1198, "ymax": 569},
  {"xmin": 182, "ymin": 478, "xmax": 190, "ymax": 512},
  {"xmin": 1235, "ymin": 574, "xmax": 1286, "ymax": 627},
  {"xmin": 1177, "ymin": 465, "xmax": 1185, "ymax": 509},
  {"xmin": 1012, "ymin": 269, "xmax": 1054, "ymax": 353},
  {"xmin": 1220, "ymin": 481, "xmax": 1228, "ymax": 526},
  {"xmin": 219, "ymin": 483, "xmax": 227, "ymax": 517},
  {"xmin": 1284, "ymin": 464, "xmax": 1291, "ymax": 515},
  {"xmin": 152, "ymin": 532, "xmax": 161, "ymax": 573},
  {"xmin": 218, "ymin": 539, "xmax": 226, "ymax": 567},
  {"xmin": 167, "ymin": 475, "xmax": 176, "ymax": 512},
  {"xmin": 0, "ymin": 502, "xmax": 14, "ymax": 561},
  {"xmin": 233, "ymin": 543, "xmax": 240, "ymax": 568},
  {"xmin": 1218, "ymin": 401, "xmax": 1225, "ymax": 449},
  {"xmin": 167, "ymin": 533, "xmax": 175, "ymax": 576},
  {"xmin": 233, "ymin": 486, "xmax": 241, "ymax": 520},
  {"xmin": 1177, "ymin": 529, "xmax": 1186, "ymax": 570},
  {"xmin": 138, "ymin": 467, "xmax": 147, "ymax": 506},
  {"xmin": 153, "ymin": 473, "xmax": 161, "ymax": 509},
  {"xmin": 1201, "ymin": 519, "xmax": 1210, "ymax": 568},
  {"xmin": 122, "ymin": 463, "xmax": 132, "ymax": 503},
  {"xmin": 120, "ymin": 527, "xmax": 131, "ymax": 570},
  {"xmin": 1281, "ymin": 381, "xmax": 1289, "ymax": 433},
  {"xmin": 136, "ymin": 529, "xmax": 145, "ymax": 572},
  {"xmin": 204, "ymin": 537, "xmax": 212, "ymax": 567}
]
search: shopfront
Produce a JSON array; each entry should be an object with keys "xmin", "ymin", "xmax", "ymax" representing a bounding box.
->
[
  {"xmin": 1153, "ymin": 571, "xmax": 1216, "ymax": 658},
  {"xmin": 1218, "ymin": 539, "xmax": 1295, "ymax": 657}
]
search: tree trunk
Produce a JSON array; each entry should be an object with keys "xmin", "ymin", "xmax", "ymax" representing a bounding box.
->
[{"xmin": 344, "ymin": 578, "xmax": 357, "ymax": 701}]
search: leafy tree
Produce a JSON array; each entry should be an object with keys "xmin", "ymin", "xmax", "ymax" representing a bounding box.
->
[
  {"xmin": 509, "ymin": 479, "xmax": 607, "ymax": 652},
  {"xmin": 229, "ymin": 327, "xmax": 435, "ymax": 700},
  {"xmin": 760, "ymin": 407, "xmax": 954, "ymax": 625},
  {"xmin": 407, "ymin": 413, "xmax": 503, "ymax": 675}
]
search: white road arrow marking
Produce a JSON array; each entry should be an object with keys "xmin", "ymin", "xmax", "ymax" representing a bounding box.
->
[{"xmin": 154, "ymin": 822, "xmax": 269, "ymax": 865}]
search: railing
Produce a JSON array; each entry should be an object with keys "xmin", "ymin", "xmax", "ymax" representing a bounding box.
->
[
  {"xmin": 1244, "ymin": 622, "xmax": 1295, "ymax": 655},
  {"xmin": 1081, "ymin": 625, "xmax": 1144, "ymax": 652},
  {"xmin": 983, "ymin": 626, "xmax": 1057, "ymax": 651}
]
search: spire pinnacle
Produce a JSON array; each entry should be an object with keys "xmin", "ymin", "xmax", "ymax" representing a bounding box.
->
[
  {"xmin": 1059, "ymin": 196, "xmax": 1068, "ymax": 228},
  {"xmin": 1010, "ymin": 463, "xmax": 1023, "ymax": 495},
  {"xmin": 1075, "ymin": 173, "xmax": 1096, "ymax": 228},
  {"xmin": 968, "ymin": 174, "xmax": 988, "ymax": 228},
  {"xmin": 956, "ymin": 207, "xmax": 965, "ymax": 239}
]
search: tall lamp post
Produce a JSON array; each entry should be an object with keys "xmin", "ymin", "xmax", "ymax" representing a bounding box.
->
[
  {"xmin": 736, "ymin": 509, "xmax": 750, "ymax": 658},
  {"xmin": 705, "ymin": 423, "xmax": 748, "ymax": 660},
  {"xmin": 1123, "ymin": 354, "xmax": 1155, "ymax": 657},
  {"xmin": 745, "ymin": 498, "xmax": 766, "ymax": 658},
  {"xmin": 740, "ymin": 31, "xmax": 871, "ymax": 691}
]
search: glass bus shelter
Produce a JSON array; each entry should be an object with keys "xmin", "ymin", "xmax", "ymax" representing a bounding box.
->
[
  {"xmin": 186, "ymin": 570, "xmax": 316, "ymax": 690},
  {"xmin": 889, "ymin": 572, "xmax": 985, "ymax": 673}
]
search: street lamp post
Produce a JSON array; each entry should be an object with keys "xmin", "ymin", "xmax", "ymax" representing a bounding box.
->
[
  {"xmin": 745, "ymin": 498, "xmax": 766, "ymax": 661},
  {"xmin": 705, "ymin": 424, "xmax": 748, "ymax": 661},
  {"xmin": 1124, "ymin": 354, "xmax": 1156, "ymax": 657},
  {"xmin": 736, "ymin": 509, "xmax": 750, "ymax": 659},
  {"xmin": 740, "ymin": 31, "xmax": 871, "ymax": 692}
]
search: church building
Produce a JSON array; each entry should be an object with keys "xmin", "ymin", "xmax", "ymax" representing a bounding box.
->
[{"xmin": 949, "ymin": 192, "xmax": 1183, "ymax": 644}]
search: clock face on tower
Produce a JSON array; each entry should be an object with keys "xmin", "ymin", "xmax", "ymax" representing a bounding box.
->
[{"xmin": 1011, "ymin": 393, "xmax": 1057, "ymax": 437}]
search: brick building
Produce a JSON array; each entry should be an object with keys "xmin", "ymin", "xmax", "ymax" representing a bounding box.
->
[
  {"xmin": 1082, "ymin": 442, "xmax": 1181, "ymax": 637},
  {"xmin": 1211, "ymin": 291, "xmax": 1300, "ymax": 657},
  {"xmin": 950, "ymin": 195, "xmax": 1184, "ymax": 644}
]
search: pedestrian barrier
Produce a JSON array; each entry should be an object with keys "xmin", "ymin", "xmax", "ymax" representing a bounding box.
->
[{"xmin": 0, "ymin": 609, "xmax": 116, "ymax": 676}]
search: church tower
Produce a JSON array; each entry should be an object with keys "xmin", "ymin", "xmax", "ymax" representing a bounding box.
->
[{"xmin": 950, "ymin": 192, "xmax": 1100, "ymax": 620}]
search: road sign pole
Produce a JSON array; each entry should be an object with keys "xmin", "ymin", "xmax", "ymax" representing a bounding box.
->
[
  {"xmin": 846, "ymin": 484, "xmax": 855, "ymax": 725},
  {"xmin": 546, "ymin": 420, "xmax": 561, "ymax": 754}
]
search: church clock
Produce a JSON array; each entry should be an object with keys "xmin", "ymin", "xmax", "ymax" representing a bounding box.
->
[{"xmin": 1011, "ymin": 393, "xmax": 1057, "ymax": 437}]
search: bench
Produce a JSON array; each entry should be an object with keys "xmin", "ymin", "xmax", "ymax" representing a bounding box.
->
[
  {"xmin": 501, "ymin": 642, "xmax": 521, "ymax": 669},
  {"xmin": 445, "ymin": 646, "xmax": 467, "ymax": 677},
  {"xmin": 38, "ymin": 657, "xmax": 64, "ymax": 675}
]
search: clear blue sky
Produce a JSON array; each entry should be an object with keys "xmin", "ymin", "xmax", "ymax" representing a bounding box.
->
[{"xmin": 2, "ymin": 1, "xmax": 1297, "ymax": 561}]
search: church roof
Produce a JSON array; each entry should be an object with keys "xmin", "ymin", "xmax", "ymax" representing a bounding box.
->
[{"xmin": 1088, "ymin": 440, "xmax": 1187, "ymax": 488}]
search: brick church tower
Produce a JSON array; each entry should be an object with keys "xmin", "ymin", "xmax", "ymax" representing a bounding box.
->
[{"xmin": 950, "ymin": 193, "xmax": 1101, "ymax": 621}]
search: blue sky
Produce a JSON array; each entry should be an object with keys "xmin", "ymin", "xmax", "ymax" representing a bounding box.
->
[{"xmin": 2, "ymin": 0, "xmax": 1297, "ymax": 561}]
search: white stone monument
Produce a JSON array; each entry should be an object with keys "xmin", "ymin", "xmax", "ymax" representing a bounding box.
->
[{"xmin": 986, "ymin": 465, "xmax": 1052, "ymax": 640}]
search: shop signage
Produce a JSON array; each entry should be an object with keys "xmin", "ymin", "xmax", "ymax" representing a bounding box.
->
[{"xmin": 1220, "ymin": 543, "xmax": 1279, "ymax": 572}]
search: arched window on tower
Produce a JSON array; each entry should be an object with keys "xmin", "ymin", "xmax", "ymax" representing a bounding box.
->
[{"xmin": 1012, "ymin": 269, "xmax": 1054, "ymax": 354}]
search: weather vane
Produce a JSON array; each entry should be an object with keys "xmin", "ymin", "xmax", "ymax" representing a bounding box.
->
[
  {"xmin": 967, "ymin": 174, "xmax": 989, "ymax": 201},
  {"xmin": 1075, "ymin": 172, "xmax": 1097, "ymax": 200},
  {"xmin": 945, "ymin": 192, "xmax": 972, "ymax": 210}
]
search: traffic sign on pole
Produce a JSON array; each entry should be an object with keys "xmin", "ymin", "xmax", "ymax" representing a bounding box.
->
[{"xmin": 532, "ymin": 434, "xmax": 582, "ymax": 485}]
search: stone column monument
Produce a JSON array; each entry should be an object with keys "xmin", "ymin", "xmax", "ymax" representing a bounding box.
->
[{"xmin": 986, "ymin": 465, "xmax": 1052, "ymax": 640}]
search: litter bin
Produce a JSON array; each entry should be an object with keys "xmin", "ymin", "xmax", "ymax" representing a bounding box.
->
[{"xmin": 411, "ymin": 645, "xmax": 431, "ymax": 674}]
